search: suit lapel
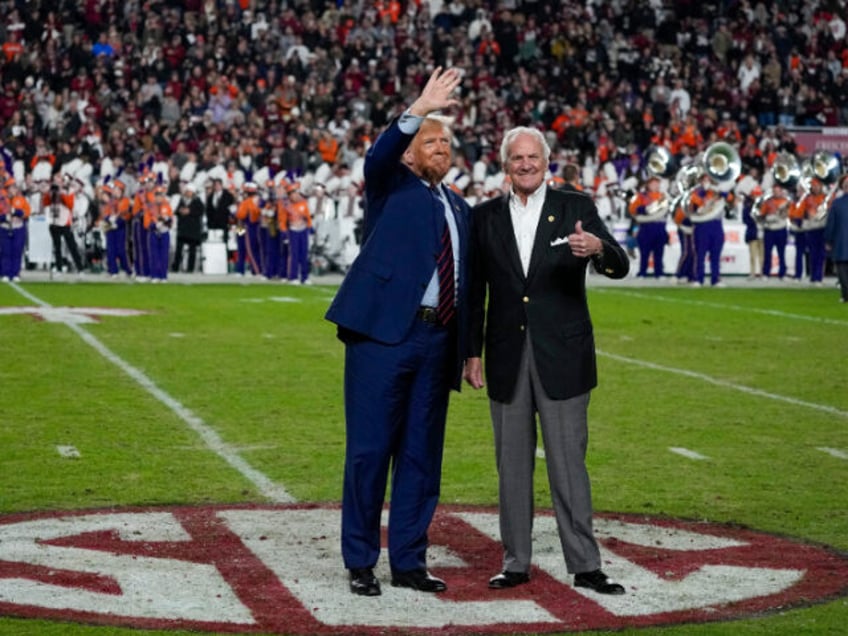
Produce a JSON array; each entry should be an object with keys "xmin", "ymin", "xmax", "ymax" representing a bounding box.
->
[
  {"xmin": 526, "ymin": 191, "xmax": 562, "ymax": 284},
  {"xmin": 491, "ymin": 195, "xmax": 526, "ymax": 281}
]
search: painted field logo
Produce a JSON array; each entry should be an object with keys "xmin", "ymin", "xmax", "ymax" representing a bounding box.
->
[{"xmin": 0, "ymin": 504, "xmax": 846, "ymax": 634}]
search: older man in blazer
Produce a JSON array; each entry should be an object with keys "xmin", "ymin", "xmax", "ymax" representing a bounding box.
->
[
  {"xmin": 465, "ymin": 126, "xmax": 629, "ymax": 595},
  {"xmin": 325, "ymin": 68, "xmax": 470, "ymax": 597}
]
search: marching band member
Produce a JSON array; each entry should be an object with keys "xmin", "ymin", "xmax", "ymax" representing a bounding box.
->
[
  {"xmin": 145, "ymin": 183, "xmax": 173, "ymax": 282},
  {"xmin": 794, "ymin": 177, "xmax": 828, "ymax": 284},
  {"xmin": 0, "ymin": 177, "xmax": 30, "ymax": 281},
  {"xmin": 131, "ymin": 172, "xmax": 155, "ymax": 280},
  {"xmin": 44, "ymin": 174, "xmax": 85, "ymax": 274},
  {"xmin": 260, "ymin": 179, "xmax": 284, "ymax": 279},
  {"xmin": 234, "ymin": 181, "xmax": 261, "ymax": 276},
  {"xmin": 673, "ymin": 203, "xmax": 696, "ymax": 284},
  {"xmin": 284, "ymin": 181, "xmax": 313, "ymax": 284},
  {"xmin": 758, "ymin": 183, "xmax": 791, "ymax": 279},
  {"xmin": 688, "ymin": 173, "xmax": 733, "ymax": 287},
  {"xmin": 740, "ymin": 182, "xmax": 764, "ymax": 280},
  {"xmin": 628, "ymin": 175, "xmax": 669, "ymax": 277},
  {"xmin": 100, "ymin": 180, "xmax": 132, "ymax": 278}
]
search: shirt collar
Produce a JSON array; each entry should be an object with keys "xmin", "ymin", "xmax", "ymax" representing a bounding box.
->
[{"xmin": 509, "ymin": 181, "xmax": 547, "ymax": 208}]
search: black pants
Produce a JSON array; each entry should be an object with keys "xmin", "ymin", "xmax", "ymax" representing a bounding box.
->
[
  {"xmin": 836, "ymin": 261, "xmax": 848, "ymax": 302},
  {"xmin": 49, "ymin": 225, "xmax": 84, "ymax": 272},
  {"xmin": 172, "ymin": 237, "xmax": 200, "ymax": 272}
]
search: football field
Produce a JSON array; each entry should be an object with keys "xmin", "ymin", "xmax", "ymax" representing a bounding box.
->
[{"xmin": 0, "ymin": 274, "xmax": 846, "ymax": 635}]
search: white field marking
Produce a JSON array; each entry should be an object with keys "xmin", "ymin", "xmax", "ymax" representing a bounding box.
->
[
  {"xmin": 597, "ymin": 349, "xmax": 848, "ymax": 419},
  {"xmin": 11, "ymin": 283, "xmax": 295, "ymax": 504},
  {"xmin": 817, "ymin": 447, "xmax": 848, "ymax": 460},
  {"xmin": 596, "ymin": 288, "xmax": 848, "ymax": 327},
  {"xmin": 168, "ymin": 332, "xmax": 185, "ymax": 338},
  {"xmin": 56, "ymin": 445, "xmax": 81, "ymax": 459},
  {"xmin": 536, "ymin": 447, "xmax": 546, "ymax": 460},
  {"xmin": 669, "ymin": 447, "xmax": 709, "ymax": 461}
]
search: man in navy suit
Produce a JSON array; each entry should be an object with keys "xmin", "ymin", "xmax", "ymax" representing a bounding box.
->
[
  {"xmin": 325, "ymin": 68, "xmax": 470, "ymax": 597},
  {"xmin": 465, "ymin": 127, "xmax": 629, "ymax": 595}
]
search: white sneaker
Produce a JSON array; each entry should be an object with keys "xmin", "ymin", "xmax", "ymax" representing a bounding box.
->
[
  {"xmin": 712, "ymin": 282, "xmax": 726, "ymax": 288},
  {"xmin": 302, "ymin": 279, "xmax": 313, "ymax": 285},
  {"xmin": 12, "ymin": 276, "xmax": 21, "ymax": 282},
  {"xmin": 0, "ymin": 276, "xmax": 9, "ymax": 282},
  {"xmin": 690, "ymin": 282, "xmax": 702, "ymax": 288}
]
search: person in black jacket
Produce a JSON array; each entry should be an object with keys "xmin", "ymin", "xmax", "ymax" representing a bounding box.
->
[
  {"xmin": 205, "ymin": 176, "xmax": 236, "ymax": 257},
  {"xmin": 171, "ymin": 182, "xmax": 204, "ymax": 272},
  {"xmin": 465, "ymin": 126, "xmax": 629, "ymax": 595}
]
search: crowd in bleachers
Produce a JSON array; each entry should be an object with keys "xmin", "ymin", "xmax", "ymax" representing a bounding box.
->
[{"xmin": 1, "ymin": 0, "xmax": 847, "ymax": 278}]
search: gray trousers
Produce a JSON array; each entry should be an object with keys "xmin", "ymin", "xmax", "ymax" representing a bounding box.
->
[{"xmin": 490, "ymin": 337, "xmax": 601, "ymax": 575}]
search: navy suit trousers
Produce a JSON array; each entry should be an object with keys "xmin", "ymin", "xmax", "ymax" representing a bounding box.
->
[{"xmin": 341, "ymin": 318, "xmax": 453, "ymax": 573}]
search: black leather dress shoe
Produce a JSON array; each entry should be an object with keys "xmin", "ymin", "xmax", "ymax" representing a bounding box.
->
[
  {"xmin": 488, "ymin": 571, "xmax": 530, "ymax": 589},
  {"xmin": 390, "ymin": 569, "xmax": 447, "ymax": 593},
  {"xmin": 574, "ymin": 569, "xmax": 625, "ymax": 595},
  {"xmin": 349, "ymin": 568, "xmax": 381, "ymax": 596}
]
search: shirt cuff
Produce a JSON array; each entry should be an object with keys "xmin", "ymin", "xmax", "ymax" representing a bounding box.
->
[{"xmin": 398, "ymin": 109, "xmax": 423, "ymax": 135}]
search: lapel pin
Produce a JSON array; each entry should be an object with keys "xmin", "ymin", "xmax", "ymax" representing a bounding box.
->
[{"xmin": 548, "ymin": 215, "xmax": 555, "ymax": 222}]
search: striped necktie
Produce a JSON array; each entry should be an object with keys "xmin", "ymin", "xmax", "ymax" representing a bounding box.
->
[{"xmin": 436, "ymin": 221, "xmax": 455, "ymax": 325}]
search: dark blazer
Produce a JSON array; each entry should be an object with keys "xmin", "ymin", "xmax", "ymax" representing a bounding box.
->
[
  {"xmin": 205, "ymin": 188, "xmax": 235, "ymax": 231},
  {"xmin": 825, "ymin": 194, "xmax": 848, "ymax": 261},
  {"xmin": 469, "ymin": 187, "xmax": 628, "ymax": 402},
  {"xmin": 325, "ymin": 118, "xmax": 472, "ymax": 390}
]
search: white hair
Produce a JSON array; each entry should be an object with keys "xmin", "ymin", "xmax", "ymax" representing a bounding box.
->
[{"xmin": 499, "ymin": 126, "xmax": 551, "ymax": 166}]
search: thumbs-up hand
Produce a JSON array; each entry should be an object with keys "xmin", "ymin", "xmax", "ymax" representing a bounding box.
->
[{"xmin": 568, "ymin": 219, "xmax": 602, "ymax": 258}]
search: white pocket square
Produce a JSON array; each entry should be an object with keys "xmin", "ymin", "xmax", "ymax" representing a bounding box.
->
[{"xmin": 550, "ymin": 236, "xmax": 570, "ymax": 247}]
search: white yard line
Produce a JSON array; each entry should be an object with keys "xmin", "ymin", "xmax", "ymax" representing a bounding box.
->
[
  {"xmin": 597, "ymin": 289, "xmax": 848, "ymax": 328},
  {"xmin": 12, "ymin": 283, "xmax": 295, "ymax": 504},
  {"xmin": 816, "ymin": 447, "xmax": 848, "ymax": 460},
  {"xmin": 669, "ymin": 447, "xmax": 709, "ymax": 461},
  {"xmin": 597, "ymin": 350, "xmax": 848, "ymax": 419}
]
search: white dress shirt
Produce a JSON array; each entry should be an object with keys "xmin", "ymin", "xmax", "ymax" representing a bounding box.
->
[{"xmin": 509, "ymin": 182, "xmax": 547, "ymax": 275}]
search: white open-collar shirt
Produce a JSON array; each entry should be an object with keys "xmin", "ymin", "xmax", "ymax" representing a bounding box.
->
[{"xmin": 509, "ymin": 181, "xmax": 548, "ymax": 276}]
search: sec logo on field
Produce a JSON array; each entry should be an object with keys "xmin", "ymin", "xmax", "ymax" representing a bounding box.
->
[{"xmin": 0, "ymin": 504, "xmax": 846, "ymax": 634}]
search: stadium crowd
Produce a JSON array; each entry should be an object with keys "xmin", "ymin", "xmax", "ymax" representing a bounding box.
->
[{"xmin": 0, "ymin": 0, "xmax": 847, "ymax": 283}]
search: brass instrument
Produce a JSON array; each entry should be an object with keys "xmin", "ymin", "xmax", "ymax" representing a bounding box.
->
[
  {"xmin": 646, "ymin": 146, "xmax": 677, "ymax": 178},
  {"xmin": 632, "ymin": 147, "xmax": 675, "ymax": 223},
  {"xmin": 753, "ymin": 153, "xmax": 798, "ymax": 229},
  {"xmin": 798, "ymin": 151, "xmax": 841, "ymax": 228},
  {"xmin": 688, "ymin": 142, "xmax": 741, "ymax": 222}
]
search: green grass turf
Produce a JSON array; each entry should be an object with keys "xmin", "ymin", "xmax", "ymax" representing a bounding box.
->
[{"xmin": 0, "ymin": 280, "xmax": 846, "ymax": 635}]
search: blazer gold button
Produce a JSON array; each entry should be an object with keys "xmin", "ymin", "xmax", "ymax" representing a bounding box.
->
[
  {"xmin": 548, "ymin": 215, "xmax": 554, "ymax": 222},
  {"xmin": 520, "ymin": 325, "xmax": 525, "ymax": 331},
  {"xmin": 522, "ymin": 296, "xmax": 529, "ymax": 303}
]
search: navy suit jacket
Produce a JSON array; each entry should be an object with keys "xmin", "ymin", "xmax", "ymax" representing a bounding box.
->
[
  {"xmin": 469, "ymin": 188, "xmax": 629, "ymax": 402},
  {"xmin": 825, "ymin": 194, "xmax": 848, "ymax": 262},
  {"xmin": 325, "ymin": 118, "xmax": 472, "ymax": 390}
]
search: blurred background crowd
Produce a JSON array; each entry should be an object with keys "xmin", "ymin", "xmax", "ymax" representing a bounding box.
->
[{"xmin": 0, "ymin": 0, "xmax": 847, "ymax": 278}]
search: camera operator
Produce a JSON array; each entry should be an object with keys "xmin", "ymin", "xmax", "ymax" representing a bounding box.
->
[{"xmin": 43, "ymin": 175, "xmax": 84, "ymax": 274}]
